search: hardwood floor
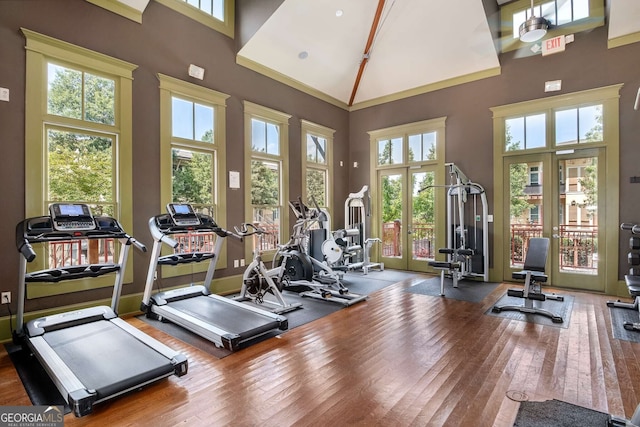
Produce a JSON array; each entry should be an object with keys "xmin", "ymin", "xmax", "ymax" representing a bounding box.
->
[{"xmin": 1, "ymin": 274, "xmax": 640, "ymax": 426}]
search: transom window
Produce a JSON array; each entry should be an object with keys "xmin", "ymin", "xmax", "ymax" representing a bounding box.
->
[
  {"xmin": 505, "ymin": 104, "xmax": 603, "ymax": 152},
  {"xmin": 155, "ymin": 0, "xmax": 234, "ymax": 38},
  {"xmin": 182, "ymin": 0, "xmax": 224, "ymax": 21},
  {"xmin": 499, "ymin": 0, "xmax": 604, "ymax": 52},
  {"xmin": 47, "ymin": 64, "xmax": 115, "ymax": 125},
  {"xmin": 511, "ymin": 0, "xmax": 590, "ymax": 39},
  {"xmin": 505, "ymin": 114, "xmax": 546, "ymax": 151},
  {"xmin": 555, "ymin": 105, "xmax": 603, "ymax": 145},
  {"xmin": 408, "ymin": 131, "xmax": 437, "ymax": 162},
  {"xmin": 377, "ymin": 137, "xmax": 403, "ymax": 165}
]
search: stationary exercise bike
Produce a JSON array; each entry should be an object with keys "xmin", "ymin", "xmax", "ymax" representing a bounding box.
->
[{"xmin": 233, "ymin": 223, "xmax": 303, "ymax": 314}]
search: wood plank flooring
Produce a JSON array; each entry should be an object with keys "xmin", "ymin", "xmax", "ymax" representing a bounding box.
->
[{"xmin": 1, "ymin": 273, "xmax": 640, "ymax": 426}]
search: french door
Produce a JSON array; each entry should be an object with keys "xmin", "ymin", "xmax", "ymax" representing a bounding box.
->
[
  {"xmin": 504, "ymin": 148, "xmax": 605, "ymax": 291},
  {"xmin": 378, "ymin": 166, "xmax": 441, "ymax": 272}
]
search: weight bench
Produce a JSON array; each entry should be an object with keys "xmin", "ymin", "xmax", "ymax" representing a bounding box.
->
[
  {"xmin": 492, "ymin": 237, "xmax": 564, "ymax": 323},
  {"xmin": 428, "ymin": 247, "xmax": 474, "ymax": 296}
]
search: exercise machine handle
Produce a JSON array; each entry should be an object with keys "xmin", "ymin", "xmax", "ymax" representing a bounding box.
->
[
  {"xmin": 160, "ymin": 234, "xmax": 180, "ymax": 249},
  {"xmin": 128, "ymin": 237, "xmax": 147, "ymax": 253},
  {"xmin": 216, "ymin": 227, "xmax": 243, "ymax": 241},
  {"xmin": 234, "ymin": 223, "xmax": 264, "ymax": 237},
  {"xmin": 18, "ymin": 241, "xmax": 36, "ymax": 262}
]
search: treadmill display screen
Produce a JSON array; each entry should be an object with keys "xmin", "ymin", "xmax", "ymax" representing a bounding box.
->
[
  {"xmin": 49, "ymin": 203, "xmax": 96, "ymax": 231},
  {"xmin": 60, "ymin": 204, "xmax": 85, "ymax": 216},
  {"xmin": 167, "ymin": 203, "xmax": 200, "ymax": 226},
  {"xmin": 173, "ymin": 204, "xmax": 191, "ymax": 215}
]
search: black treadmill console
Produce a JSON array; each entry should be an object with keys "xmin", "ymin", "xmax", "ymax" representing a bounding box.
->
[
  {"xmin": 167, "ymin": 203, "xmax": 201, "ymax": 226},
  {"xmin": 49, "ymin": 203, "xmax": 96, "ymax": 231}
]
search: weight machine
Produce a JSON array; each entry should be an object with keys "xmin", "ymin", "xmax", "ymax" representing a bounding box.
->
[
  {"xmin": 607, "ymin": 223, "xmax": 640, "ymax": 331},
  {"xmin": 320, "ymin": 186, "xmax": 384, "ymax": 275},
  {"xmin": 427, "ymin": 163, "xmax": 489, "ymax": 295}
]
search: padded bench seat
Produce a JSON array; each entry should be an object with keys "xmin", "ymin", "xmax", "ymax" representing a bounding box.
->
[
  {"xmin": 512, "ymin": 270, "xmax": 547, "ymax": 283},
  {"xmin": 625, "ymin": 275, "xmax": 640, "ymax": 297},
  {"xmin": 428, "ymin": 261, "xmax": 461, "ymax": 270}
]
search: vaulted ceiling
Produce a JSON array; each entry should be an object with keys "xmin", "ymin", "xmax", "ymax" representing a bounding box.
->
[{"xmin": 111, "ymin": 0, "xmax": 640, "ymax": 109}]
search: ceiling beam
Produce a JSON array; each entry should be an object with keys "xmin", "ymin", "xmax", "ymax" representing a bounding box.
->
[{"xmin": 348, "ymin": 0, "xmax": 386, "ymax": 107}]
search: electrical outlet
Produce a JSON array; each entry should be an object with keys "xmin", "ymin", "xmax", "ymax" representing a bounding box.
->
[
  {"xmin": 1, "ymin": 292, "xmax": 10, "ymax": 304},
  {"xmin": 240, "ymin": 259, "xmax": 245, "ymax": 267},
  {"xmin": 234, "ymin": 259, "xmax": 239, "ymax": 268},
  {"xmin": 0, "ymin": 87, "xmax": 9, "ymax": 102}
]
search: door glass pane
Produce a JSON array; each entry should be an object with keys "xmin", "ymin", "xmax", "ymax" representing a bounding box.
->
[
  {"xmin": 509, "ymin": 162, "xmax": 543, "ymax": 268},
  {"xmin": 381, "ymin": 174, "xmax": 403, "ymax": 258},
  {"xmin": 558, "ymin": 156, "xmax": 598, "ymax": 275},
  {"xmin": 411, "ymin": 171, "xmax": 435, "ymax": 260}
]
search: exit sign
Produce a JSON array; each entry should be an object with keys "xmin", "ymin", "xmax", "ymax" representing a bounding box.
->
[{"xmin": 542, "ymin": 35, "xmax": 566, "ymax": 56}]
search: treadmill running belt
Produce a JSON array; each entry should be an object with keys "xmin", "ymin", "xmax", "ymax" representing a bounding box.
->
[
  {"xmin": 43, "ymin": 320, "xmax": 175, "ymax": 398},
  {"xmin": 168, "ymin": 296, "xmax": 283, "ymax": 337}
]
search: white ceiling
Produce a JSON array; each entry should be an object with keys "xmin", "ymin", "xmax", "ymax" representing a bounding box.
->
[
  {"xmin": 115, "ymin": 0, "xmax": 640, "ymax": 109},
  {"xmin": 238, "ymin": 0, "xmax": 501, "ymax": 108}
]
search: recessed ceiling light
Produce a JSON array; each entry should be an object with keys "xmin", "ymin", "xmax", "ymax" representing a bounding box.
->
[
  {"xmin": 298, "ymin": 51, "xmax": 309, "ymax": 60},
  {"xmin": 336, "ymin": 9, "xmax": 343, "ymax": 17}
]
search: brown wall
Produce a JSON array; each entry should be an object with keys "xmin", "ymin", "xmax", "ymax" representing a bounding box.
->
[
  {"xmin": 349, "ymin": 25, "xmax": 640, "ymax": 275},
  {"xmin": 0, "ymin": 0, "xmax": 349, "ymax": 314},
  {"xmin": 0, "ymin": 0, "xmax": 639, "ymax": 319}
]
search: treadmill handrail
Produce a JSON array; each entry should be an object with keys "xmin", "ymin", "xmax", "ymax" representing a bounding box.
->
[
  {"xmin": 149, "ymin": 213, "xmax": 241, "ymax": 245},
  {"xmin": 16, "ymin": 216, "xmax": 145, "ymax": 259}
]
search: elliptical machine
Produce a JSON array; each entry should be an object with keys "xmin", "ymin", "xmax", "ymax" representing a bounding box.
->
[{"xmin": 276, "ymin": 197, "xmax": 368, "ymax": 306}]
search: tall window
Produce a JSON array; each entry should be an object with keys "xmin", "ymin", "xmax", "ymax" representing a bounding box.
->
[
  {"xmin": 155, "ymin": 0, "xmax": 234, "ymax": 38},
  {"xmin": 159, "ymin": 74, "xmax": 228, "ymax": 271},
  {"xmin": 244, "ymin": 102, "xmax": 290, "ymax": 255},
  {"xmin": 301, "ymin": 120, "xmax": 334, "ymax": 210},
  {"xmin": 23, "ymin": 29, "xmax": 136, "ymax": 293}
]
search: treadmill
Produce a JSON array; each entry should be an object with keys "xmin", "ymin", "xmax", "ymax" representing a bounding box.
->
[
  {"xmin": 14, "ymin": 203, "xmax": 188, "ymax": 417},
  {"xmin": 141, "ymin": 204, "xmax": 288, "ymax": 352}
]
